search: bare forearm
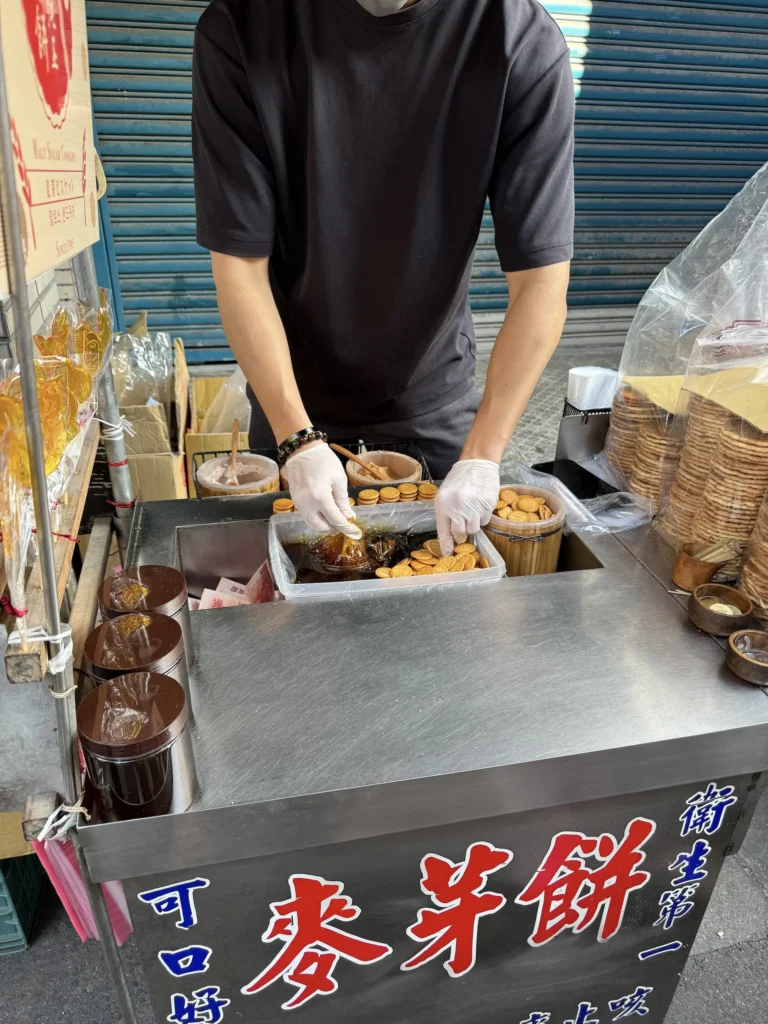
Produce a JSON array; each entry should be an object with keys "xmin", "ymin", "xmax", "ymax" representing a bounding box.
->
[
  {"xmin": 462, "ymin": 263, "xmax": 570, "ymax": 463},
  {"xmin": 211, "ymin": 252, "xmax": 310, "ymax": 444}
]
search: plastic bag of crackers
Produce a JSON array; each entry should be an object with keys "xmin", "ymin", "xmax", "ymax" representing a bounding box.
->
[
  {"xmin": 740, "ymin": 490, "xmax": 768, "ymax": 623},
  {"xmin": 657, "ymin": 325, "xmax": 768, "ymax": 578},
  {"xmin": 601, "ymin": 162, "xmax": 768, "ymax": 499}
]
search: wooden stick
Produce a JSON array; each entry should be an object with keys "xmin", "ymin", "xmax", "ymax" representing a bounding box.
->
[
  {"xmin": 5, "ymin": 420, "xmax": 99, "ymax": 683},
  {"xmin": 22, "ymin": 792, "xmax": 57, "ymax": 843},
  {"xmin": 69, "ymin": 517, "xmax": 113, "ymax": 676},
  {"xmin": 227, "ymin": 419, "xmax": 239, "ymax": 485},
  {"xmin": 329, "ymin": 443, "xmax": 393, "ymax": 481},
  {"xmin": 692, "ymin": 541, "xmax": 732, "ymax": 563}
]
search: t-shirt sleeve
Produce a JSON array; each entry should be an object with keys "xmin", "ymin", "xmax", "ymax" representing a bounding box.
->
[
  {"xmin": 489, "ymin": 39, "xmax": 575, "ymax": 274},
  {"xmin": 192, "ymin": 6, "xmax": 276, "ymax": 257}
]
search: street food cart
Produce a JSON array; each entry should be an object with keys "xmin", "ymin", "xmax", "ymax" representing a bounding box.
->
[{"xmin": 77, "ymin": 493, "xmax": 768, "ymax": 1024}]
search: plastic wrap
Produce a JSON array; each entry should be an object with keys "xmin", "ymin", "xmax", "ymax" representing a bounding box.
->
[
  {"xmin": 603, "ymin": 160, "xmax": 768, "ymax": 494},
  {"xmin": 740, "ymin": 493, "xmax": 768, "ymax": 622},
  {"xmin": 0, "ymin": 293, "xmax": 115, "ymax": 634},
  {"xmin": 503, "ymin": 462, "xmax": 653, "ymax": 535},
  {"xmin": 112, "ymin": 330, "xmax": 173, "ymax": 411},
  {"xmin": 0, "ymin": 364, "xmax": 31, "ymax": 636},
  {"xmin": 657, "ymin": 325, "xmax": 768, "ymax": 577},
  {"xmin": 199, "ymin": 366, "xmax": 251, "ymax": 434},
  {"xmin": 31, "ymin": 838, "xmax": 132, "ymax": 945},
  {"xmin": 269, "ymin": 504, "xmax": 506, "ymax": 600}
]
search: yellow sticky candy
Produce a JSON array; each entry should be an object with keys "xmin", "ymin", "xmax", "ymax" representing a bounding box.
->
[{"xmin": 74, "ymin": 323, "xmax": 102, "ymax": 375}]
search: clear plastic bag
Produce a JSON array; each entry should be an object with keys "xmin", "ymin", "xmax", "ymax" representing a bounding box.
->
[
  {"xmin": 112, "ymin": 331, "xmax": 173, "ymax": 412},
  {"xmin": 740, "ymin": 492, "xmax": 768, "ymax": 622},
  {"xmin": 28, "ymin": 299, "xmax": 114, "ymax": 509},
  {"xmin": 199, "ymin": 366, "xmax": 251, "ymax": 434},
  {"xmin": 603, "ymin": 161, "xmax": 768, "ymax": 497},
  {"xmin": 657, "ymin": 325, "xmax": 768, "ymax": 577},
  {"xmin": 0, "ymin": 366, "xmax": 31, "ymax": 637},
  {"xmin": 0, "ymin": 292, "xmax": 117, "ymax": 634},
  {"xmin": 615, "ymin": 160, "xmax": 768, "ymax": 380},
  {"xmin": 504, "ymin": 461, "xmax": 653, "ymax": 535}
]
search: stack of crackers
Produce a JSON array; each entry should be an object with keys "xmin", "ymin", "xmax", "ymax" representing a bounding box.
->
[
  {"xmin": 273, "ymin": 498, "xmax": 295, "ymax": 514},
  {"xmin": 357, "ymin": 489, "xmax": 379, "ymax": 506},
  {"xmin": 740, "ymin": 500, "xmax": 768, "ymax": 621},
  {"xmin": 353, "ymin": 482, "xmax": 437, "ymax": 507},
  {"xmin": 605, "ymin": 386, "xmax": 663, "ymax": 477},
  {"xmin": 493, "ymin": 488, "xmax": 555, "ymax": 523},
  {"xmin": 690, "ymin": 418, "xmax": 768, "ymax": 576},
  {"xmin": 661, "ymin": 395, "xmax": 733, "ymax": 542},
  {"xmin": 629, "ymin": 424, "xmax": 682, "ymax": 511},
  {"xmin": 375, "ymin": 538, "xmax": 490, "ymax": 579}
]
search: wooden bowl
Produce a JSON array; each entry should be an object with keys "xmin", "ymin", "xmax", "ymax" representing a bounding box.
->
[
  {"xmin": 727, "ymin": 631, "xmax": 768, "ymax": 686},
  {"xmin": 672, "ymin": 543, "xmax": 728, "ymax": 591},
  {"xmin": 345, "ymin": 451, "xmax": 422, "ymax": 487},
  {"xmin": 688, "ymin": 584, "xmax": 753, "ymax": 637}
]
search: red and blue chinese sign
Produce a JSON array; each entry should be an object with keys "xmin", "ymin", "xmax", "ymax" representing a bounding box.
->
[{"xmin": 129, "ymin": 778, "xmax": 749, "ymax": 1023}]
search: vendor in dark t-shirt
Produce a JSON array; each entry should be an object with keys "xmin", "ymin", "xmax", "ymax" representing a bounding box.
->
[{"xmin": 192, "ymin": 0, "xmax": 574, "ymax": 554}]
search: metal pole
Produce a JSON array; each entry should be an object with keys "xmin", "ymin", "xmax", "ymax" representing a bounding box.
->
[
  {"xmin": 0, "ymin": 25, "xmax": 139, "ymax": 1024},
  {"xmin": 71, "ymin": 250, "xmax": 136, "ymax": 539},
  {"xmin": 0, "ymin": 19, "xmax": 79, "ymax": 804},
  {"xmin": 72, "ymin": 835, "xmax": 140, "ymax": 1024}
]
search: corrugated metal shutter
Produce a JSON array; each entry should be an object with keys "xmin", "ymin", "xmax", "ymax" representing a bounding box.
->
[
  {"xmin": 89, "ymin": 1, "xmax": 768, "ymax": 361},
  {"xmin": 473, "ymin": 0, "xmax": 768, "ymax": 314},
  {"xmin": 86, "ymin": 1, "xmax": 224, "ymax": 361}
]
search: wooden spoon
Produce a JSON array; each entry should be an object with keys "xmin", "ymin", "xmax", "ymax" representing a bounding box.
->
[
  {"xmin": 226, "ymin": 419, "xmax": 239, "ymax": 485},
  {"xmin": 330, "ymin": 443, "xmax": 394, "ymax": 482}
]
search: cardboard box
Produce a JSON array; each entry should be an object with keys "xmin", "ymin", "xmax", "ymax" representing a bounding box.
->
[
  {"xmin": 186, "ymin": 375, "xmax": 248, "ymax": 497},
  {"xmin": 120, "ymin": 338, "xmax": 189, "ymax": 502}
]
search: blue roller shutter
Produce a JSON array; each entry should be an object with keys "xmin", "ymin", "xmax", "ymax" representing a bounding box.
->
[
  {"xmin": 86, "ymin": 1, "xmax": 224, "ymax": 361},
  {"xmin": 474, "ymin": 0, "xmax": 768, "ymax": 313},
  {"xmin": 88, "ymin": 1, "xmax": 768, "ymax": 360}
]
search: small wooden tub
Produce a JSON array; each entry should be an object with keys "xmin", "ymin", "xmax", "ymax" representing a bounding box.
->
[
  {"xmin": 482, "ymin": 486, "xmax": 565, "ymax": 577},
  {"xmin": 345, "ymin": 451, "xmax": 423, "ymax": 488}
]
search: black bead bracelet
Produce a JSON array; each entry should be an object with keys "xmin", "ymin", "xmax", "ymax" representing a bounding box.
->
[{"xmin": 277, "ymin": 428, "xmax": 328, "ymax": 465}]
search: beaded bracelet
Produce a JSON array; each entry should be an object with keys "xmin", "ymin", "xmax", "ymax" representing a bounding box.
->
[{"xmin": 277, "ymin": 427, "xmax": 327, "ymax": 465}]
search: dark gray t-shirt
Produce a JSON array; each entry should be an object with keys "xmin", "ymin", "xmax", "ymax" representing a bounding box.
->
[{"xmin": 193, "ymin": 0, "xmax": 574, "ymax": 423}]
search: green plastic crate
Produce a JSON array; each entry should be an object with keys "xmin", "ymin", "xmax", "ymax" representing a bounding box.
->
[{"xmin": 0, "ymin": 855, "xmax": 45, "ymax": 955}]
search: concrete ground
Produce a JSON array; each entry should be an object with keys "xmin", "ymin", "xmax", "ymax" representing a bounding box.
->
[{"xmin": 1, "ymin": 341, "xmax": 766, "ymax": 1022}]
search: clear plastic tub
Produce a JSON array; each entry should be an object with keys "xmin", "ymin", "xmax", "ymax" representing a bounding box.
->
[
  {"xmin": 269, "ymin": 503, "xmax": 506, "ymax": 601},
  {"xmin": 196, "ymin": 453, "xmax": 280, "ymax": 497}
]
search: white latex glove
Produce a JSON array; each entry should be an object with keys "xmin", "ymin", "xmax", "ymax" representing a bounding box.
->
[
  {"xmin": 435, "ymin": 459, "xmax": 500, "ymax": 555},
  {"xmin": 285, "ymin": 443, "xmax": 362, "ymax": 538}
]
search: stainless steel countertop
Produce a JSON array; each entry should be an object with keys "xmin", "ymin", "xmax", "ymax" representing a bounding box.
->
[{"xmin": 80, "ymin": 497, "xmax": 768, "ymax": 882}]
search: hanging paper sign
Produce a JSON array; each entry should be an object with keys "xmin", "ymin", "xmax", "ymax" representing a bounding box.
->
[{"xmin": 0, "ymin": 0, "xmax": 99, "ymax": 295}]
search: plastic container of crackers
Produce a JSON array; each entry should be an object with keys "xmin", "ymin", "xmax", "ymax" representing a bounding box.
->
[{"xmin": 269, "ymin": 504, "xmax": 506, "ymax": 601}]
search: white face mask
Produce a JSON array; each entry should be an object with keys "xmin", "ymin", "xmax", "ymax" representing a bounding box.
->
[{"xmin": 355, "ymin": 0, "xmax": 413, "ymax": 15}]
